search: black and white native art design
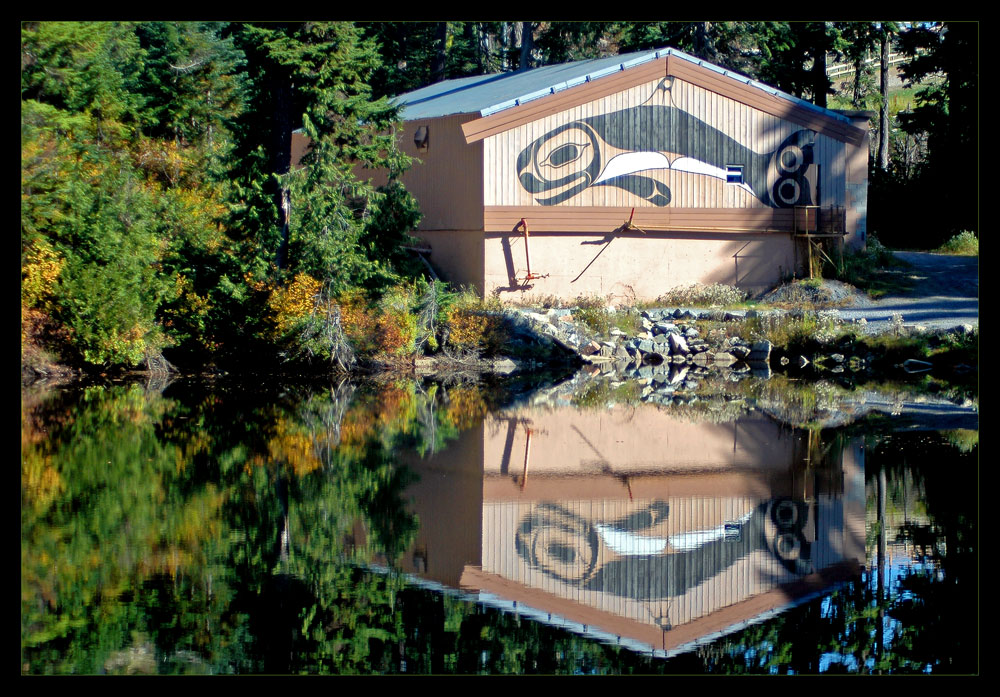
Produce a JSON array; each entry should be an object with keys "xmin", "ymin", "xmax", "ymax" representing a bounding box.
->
[{"xmin": 516, "ymin": 104, "xmax": 817, "ymax": 208}]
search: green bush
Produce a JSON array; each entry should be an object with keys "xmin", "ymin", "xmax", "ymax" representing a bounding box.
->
[{"xmin": 936, "ymin": 231, "xmax": 978, "ymax": 256}]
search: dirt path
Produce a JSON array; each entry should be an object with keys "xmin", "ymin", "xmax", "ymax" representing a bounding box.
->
[{"xmin": 836, "ymin": 252, "xmax": 979, "ymax": 333}]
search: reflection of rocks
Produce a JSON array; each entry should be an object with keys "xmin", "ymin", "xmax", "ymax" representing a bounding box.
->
[
  {"xmin": 503, "ymin": 306, "xmax": 975, "ymax": 386},
  {"xmin": 507, "ymin": 358, "xmax": 978, "ymax": 433}
]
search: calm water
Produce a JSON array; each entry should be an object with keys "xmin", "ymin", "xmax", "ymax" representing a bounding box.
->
[{"xmin": 21, "ymin": 374, "xmax": 978, "ymax": 675}]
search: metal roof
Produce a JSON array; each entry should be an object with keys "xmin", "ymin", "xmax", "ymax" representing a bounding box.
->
[{"xmin": 392, "ymin": 47, "xmax": 853, "ymax": 125}]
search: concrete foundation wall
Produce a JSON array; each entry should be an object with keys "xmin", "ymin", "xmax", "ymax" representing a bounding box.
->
[
  {"xmin": 411, "ymin": 229, "xmax": 485, "ymax": 293},
  {"xmin": 481, "ymin": 231, "xmax": 799, "ymax": 302}
]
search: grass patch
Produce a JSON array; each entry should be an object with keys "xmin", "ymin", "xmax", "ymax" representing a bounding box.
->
[
  {"xmin": 942, "ymin": 429, "xmax": 979, "ymax": 453},
  {"xmin": 570, "ymin": 295, "xmax": 644, "ymax": 336},
  {"xmin": 835, "ymin": 236, "xmax": 912, "ymax": 298},
  {"xmin": 935, "ymin": 231, "xmax": 978, "ymax": 256},
  {"xmin": 651, "ymin": 283, "xmax": 750, "ymax": 308},
  {"xmin": 742, "ymin": 312, "xmax": 841, "ymax": 347}
]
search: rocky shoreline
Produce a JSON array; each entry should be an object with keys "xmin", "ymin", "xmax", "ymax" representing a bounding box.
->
[
  {"xmin": 23, "ymin": 303, "xmax": 976, "ymax": 389},
  {"xmin": 410, "ymin": 305, "xmax": 977, "ymax": 388}
]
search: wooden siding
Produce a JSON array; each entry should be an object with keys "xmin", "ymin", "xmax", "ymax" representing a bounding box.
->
[
  {"xmin": 664, "ymin": 56, "xmax": 866, "ymax": 147},
  {"xmin": 462, "ymin": 59, "xmax": 666, "ymax": 143},
  {"xmin": 464, "ymin": 55, "xmax": 865, "ymax": 147},
  {"xmin": 373, "ymin": 114, "xmax": 484, "ymax": 231},
  {"xmin": 484, "ymin": 75, "xmax": 850, "ymax": 212}
]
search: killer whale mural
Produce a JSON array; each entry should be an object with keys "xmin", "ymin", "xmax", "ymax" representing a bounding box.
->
[
  {"xmin": 516, "ymin": 104, "xmax": 817, "ymax": 208},
  {"xmin": 515, "ymin": 497, "xmax": 813, "ymax": 600}
]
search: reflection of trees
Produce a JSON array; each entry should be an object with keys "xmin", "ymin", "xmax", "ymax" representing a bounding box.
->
[
  {"xmin": 687, "ymin": 431, "xmax": 977, "ymax": 674},
  {"xmin": 21, "ymin": 379, "xmax": 488, "ymax": 674},
  {"xmin": 23, "ymin": 385, "xmax": 976, "ymax": 674}
]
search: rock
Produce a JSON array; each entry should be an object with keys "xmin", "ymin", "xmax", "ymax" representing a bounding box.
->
[
  {"xmin": 491, "ymin": 358, "xmax": 518, "ymax": 374},
  {"xmin": 747, "ymin": 340, "xmax": 772, "ymax": 363},
  {"xmin": 711, "ymin": 352, "xmax": 737, "ymax": 366},
  {"xmin": 668, "ymin": 333, "xmax": 690, "ymax": 354},
  {"xmin": 830, "ymin": 353, "xmax": 845, "ymax": 363},
  {"xmin": 730, "ymin": 345, "xmax": 751, "ymax": 360}
]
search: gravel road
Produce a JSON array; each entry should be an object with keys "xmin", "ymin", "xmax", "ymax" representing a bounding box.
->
[{"xmin": 835, "ymin": 251, "xmax": 979, "ymax": 333}]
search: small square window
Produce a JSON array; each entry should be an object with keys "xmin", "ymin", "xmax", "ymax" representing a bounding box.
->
[{"xmin": 726, "ymin": 165, "xmax": 744, "ymax": 185}]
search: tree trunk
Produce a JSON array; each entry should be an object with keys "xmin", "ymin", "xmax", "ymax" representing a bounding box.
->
[
  {"xmin": 272, "ymin": 79, "xmax": 293, "ymax": 270},
  {"xmin": 812, "ymin": 44, "xmax": 828, "ymax": 108},
  {"xmin": 878, "ymin": 28, "xmax": 892, "ymax": 172},
  {"xmin": 852, "ymin": 54, "xmax": 865, "ymax": 107},
  {"xmin": 430, "ymin": 22, "xmax": 448, "ymax": 83},
  {"xmin": 519, "ymin": 21, "xmax": 534, "ymax": 72}
]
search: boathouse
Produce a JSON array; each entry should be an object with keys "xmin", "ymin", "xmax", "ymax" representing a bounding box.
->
[{"xmin": 319, "ymin": 47, "xmax": 871, "ymax": 301}]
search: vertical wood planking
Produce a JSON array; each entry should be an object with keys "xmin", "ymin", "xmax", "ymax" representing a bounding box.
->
[{"xmin": 486, "ymin": 77, "xmax": 849, "ymax": 213}]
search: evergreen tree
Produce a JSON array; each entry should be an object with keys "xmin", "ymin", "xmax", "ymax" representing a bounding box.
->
[{"xmin": 897, "ymin": 21, "xmax": 977, "ymax": 238}]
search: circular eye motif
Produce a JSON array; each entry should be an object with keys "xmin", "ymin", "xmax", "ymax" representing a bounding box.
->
[
  {"xmin": 761, "ymin": 498, "xmax": 813, "ymax": 575},
  {"xmin": 778, "ymin": 145, "xmax": 805, "ymax": 173},
  {"xmin": 771, "ymin": 499, "xmax": 800, "ymax": 530},
  {"xmin": 766, "ymin": 130, "xmax": 815, "ymax": 208},
  {"xmin": 541, "ymin": 142, "xmax": 590, "ymax": 169},
  {"xmin": 775, "ymin": 532, "xmax": 802, "ymax": 559},
  {"xmin": 516, "ymin": 505, "xmax": 601, "ymax": 585},
  {"xmin": 774, "ymin": 178, "xmax": 801, "ymax": 206}
]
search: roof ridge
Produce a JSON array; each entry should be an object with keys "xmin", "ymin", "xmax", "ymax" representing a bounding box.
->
[{"xmin": 394, "ymin": 46, "xmax": 854, "ymax": 125}]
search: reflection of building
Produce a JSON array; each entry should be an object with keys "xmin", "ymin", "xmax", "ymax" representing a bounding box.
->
[{"xmin": 392, "ymin": 406, "xmax": 865, "ymax": 657}]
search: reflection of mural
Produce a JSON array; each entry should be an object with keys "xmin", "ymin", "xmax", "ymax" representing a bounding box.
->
[
  {"xmin": 516, "ymin": 104, "xmax": 816, "ymax": 208},
  {"xmin": 515, "ymin": 498, "xmax": 812, "ymax": 600}
]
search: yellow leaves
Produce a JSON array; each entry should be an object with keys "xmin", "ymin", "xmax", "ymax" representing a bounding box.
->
[
  {"xmin": 133, "ymin": 137, "xmax": 187, "ymax": 186},
  {"xmin": 21, "ymin": 239, "xmax": 64, "ymax": 310},
  {"xmin": 444, "ymin": 292, "xmax": 509, "ymax": 353},
  {"xmin": 338, "ymin": 289, "xmax": 377, "ymax": 352},
  {"xmin": 267, "ymin": 273, "xmax": 323, "ymax": 337},
  {"xmin": 82, "ymin": 324, "xmax": 149, "ymax": 366},
  {"xmin": 442, "ymin": 386, "xmax": 488, "ymax": 431},
  {"xmin": 21, "ymin": 449, "xmax": 64, "ymax": 513},
  {"xmin": 267, "ymin": 419, "xmax": 325, "ymax": 478}
]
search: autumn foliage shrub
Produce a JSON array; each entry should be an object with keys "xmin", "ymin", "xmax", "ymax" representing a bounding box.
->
[
  {"xmin": 374, "ymin": 286, "xmax": 418, "ymax": 357},
  {"xmin": 444, "ymin": 290, "xmax": 508, "ymax": 354}
]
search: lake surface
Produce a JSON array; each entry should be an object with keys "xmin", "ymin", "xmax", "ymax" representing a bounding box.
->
[{"xmin": 21, "ymin": 372, "xmax": 978, "ymax": 675}]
